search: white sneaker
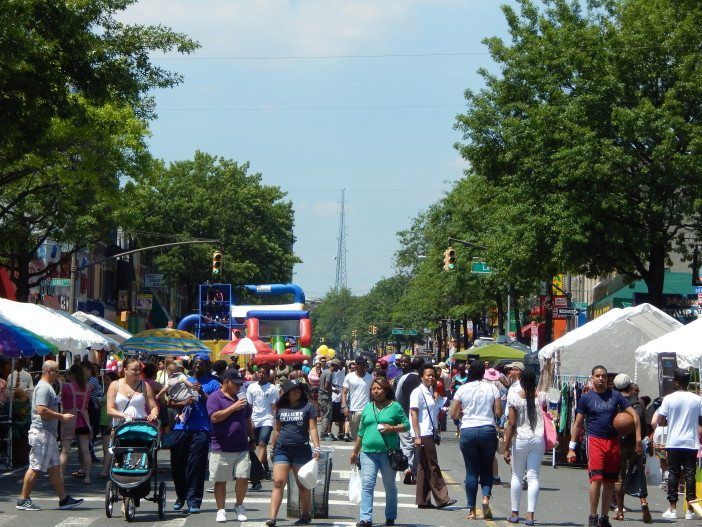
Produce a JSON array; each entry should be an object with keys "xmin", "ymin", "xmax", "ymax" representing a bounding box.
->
[
  {"xmin": 235, "ymin": 504, "xmax": 247, "ymax": 522},
  {"xmin": 216, "ymin": 509, "xmax": 227, "ymax": 523},
  {"xmin": 686, "ymin": 510, "xmax": 695, "ymax": 520},
  {"xmin": 662, "ymin": 509, "xmax": 677, "ymax": 520}
]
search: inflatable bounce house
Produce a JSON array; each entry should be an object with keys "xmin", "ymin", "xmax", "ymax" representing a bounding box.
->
[{"xmin": 178, "ymin": 283, "xmax": 314, "ymax": 365}]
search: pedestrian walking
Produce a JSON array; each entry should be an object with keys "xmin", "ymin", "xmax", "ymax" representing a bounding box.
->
[
  {"xmin": 106, "ymin": 357, "xmax": 159, "ymax": 426},
  {"xmin": 266, "ymin": 379, "xmax": 321, "ymax": 527},
  {"xmin": 98, "ymin": 371, "xmax": 119, "ymax": 479},
  {"xmin": 611, "ymin": 373, "xmax": 651, "ymax": 523},
  {"xmin": 342, "ymin": 357, "xmax": 373, "ymax": 441},
  {"xmin": 16, "ymin": 361, "xmax": 84, "ymax": 511},
  {"xmin": 246, "ymin": 366, "xmax": 280, "ymax": 489},
  {"xmin": 59, "ymin": 363, "xmax": 93, "ymax": 484},
  {"xmin": 207, "ymin": 369, "xmax": 254, "ymax": 523},
  {"xmin": 410, "ymin": 364, "xmax": 456, "ymax": 510},
  {"xmin": 167, "ymin": 352, "xmax": 221, "ymax": 514},
  {"xmin": 567, "ymin": 365, "xmax": 641, "ymax": 527},
  {"xmin": 319, "ymin": 359, "xmax": 339, "ymax": 439},
  {"xmin": 658, "ymin": 369, "xmax": 702, "ymax": 520},
  {"xmin": 502, "ymin": 369, "xmax": 545, "ymax": 525},
  {"xmin": 395, "ymin": 356, "xmax": 423, "ymax": 485},
  {"xmin": 331, "ymin": 361, "xmax": 347, "ymax": 440},
  {"xmin": 450, "ymin": 360, "xmax": 502, "ymax": 520},
  {"xmin": 350, "ymin": 376, "xmax": 409, "ymax": 527}
]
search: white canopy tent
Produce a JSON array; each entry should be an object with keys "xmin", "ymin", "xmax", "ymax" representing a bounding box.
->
[
  {"xmin": 635, "ymin": 318, "xmax": 702, "ymax": 394},
  {"xmin": 539, "ymin": 303, "xmax": 682, "ymax": 396},
  {"xmin": 71, "ymin": 311, "xmax": 132, "ymax": 343},
  {"xmin": 0, "ymin": 298, "xmax": 117, "ymax": 354}
]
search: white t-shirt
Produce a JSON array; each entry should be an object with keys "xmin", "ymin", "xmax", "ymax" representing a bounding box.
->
[
  {"xmin": 331, "ymin": 369, "xmax": 345, "ymax": 403},
  {"xmin": 508, "ymin": 392, "xmax": 546, "ymax": 441},
  {"xmin": 658, "ymin": 391, "xmax": 702, "ymax": 450},
  {"xmin": 409, "ymin": 383, "xmax": 447, "ymax": 437},
  {"xmin": 454, "ymin": 380, "xmax": 500, "ymax": 429},
  {"xmin": 246, "ymin": 382, "xmax": 280, "ymax": 428},
  {"xmin": 343, "ymin": 372, "xmax": 373, "ymax": 412}
]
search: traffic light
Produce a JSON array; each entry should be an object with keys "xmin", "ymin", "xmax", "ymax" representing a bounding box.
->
[
  {"xmin": 351, "ymin": 329, "xmax": 357, "ymax": 338},
  {"xmin": 443, "ymin": 246, "xmax": 456, "ymax": 271},
  {"xmin": 212, "ymin": 251, "xmax": 222, "ymax": 275},
  {"xmin": 367, "ymin": 325, "xmax": 378, "ymax": 335}
]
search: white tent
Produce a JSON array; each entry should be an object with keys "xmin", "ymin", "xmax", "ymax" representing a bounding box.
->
[
  {"xmin": 539, "ymin": 303, "xmax": 682, "ymax": 396},
  {"xmin": 0, "ymin": 298, "xmax": 117, "ymax": 354},
  {"xmin": 71, "ymin": 311, "xmax": 132, "ymax": 342},
  {"xmin": 635, "ymin": 318, "xmax": 702, "ymax": 393}
]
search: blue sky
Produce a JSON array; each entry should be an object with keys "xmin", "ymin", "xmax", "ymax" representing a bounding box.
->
[{"xmin": 120, "ymin": 0, "xmax": 515, "ymax": 298}]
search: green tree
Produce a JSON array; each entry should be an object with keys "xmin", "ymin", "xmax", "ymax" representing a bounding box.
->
[
  {"xmin": 121, "ymin": 151, "xmax": 299, "ymax": 308},
  {"xmin": 1, "ymin": 0, "xmax": 198, "ymax": 189},
  {"xmin": 455, "ymin": 0, "xmax": 702, "ymax": 308},
  {"xmin": 310, "ymin": 287, "xmax": 357, "ymax": 351},
  {"xmin": 0, "ymin": 98, "xmax": 150, "ymax": 300}
]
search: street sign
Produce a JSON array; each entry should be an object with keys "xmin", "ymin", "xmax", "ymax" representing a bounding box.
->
[
  {"xmin": 470, "ymin": 261, "xmax": 493, "ymax": 274},
  {"xmin": 555, "ymin": 308, "xmax": 579, "ymax": 316},
  {"xmin": 695, "ymin": 286, "xmax": 702, "ymax": 294},
  {"xmin": 50, "ymin": 278, "xmax": 71, "ymax": 287},
  {"xmin": 391, "ymin": 328, "xmax": 419, "ymax": 336},
  {"xmin": 144, "ymin": 273, "xmax": 164, "ymax": 289}
]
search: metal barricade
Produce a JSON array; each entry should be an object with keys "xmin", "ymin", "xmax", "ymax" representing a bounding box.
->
[{"xmin": 286, "ymin": 446, "xmax": 334, "ymax": 519}]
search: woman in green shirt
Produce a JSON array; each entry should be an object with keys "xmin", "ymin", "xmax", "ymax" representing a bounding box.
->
[{"xmin": 350, "ymin": 377, "xmax": 410, "ymax": 527}]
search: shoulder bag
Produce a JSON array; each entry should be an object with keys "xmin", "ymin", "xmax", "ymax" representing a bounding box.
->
[{"xmin": 372, "ymin": 402, "xmax": 408, "ymax": 472}]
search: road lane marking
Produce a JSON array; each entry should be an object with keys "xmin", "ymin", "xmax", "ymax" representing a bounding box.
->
[
  {"xmin": 0, "ymin": 516, "xmax": 17, "ymax": 527},
  {"xmin": 160, "ymin": 518, "xmax": 187, "ymax": 527},
  {"xmin": 54, "ymin": 518, "xmax": 95, "ymax": 527}
]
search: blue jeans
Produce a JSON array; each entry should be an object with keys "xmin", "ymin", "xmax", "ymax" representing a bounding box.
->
[
  {"xmin": 359, "ymin": 451, "xmax": 398, "ymax": 522},
  {"xmin": 459, "ymin": 425, "xmax": 497, "ymax": 508}
]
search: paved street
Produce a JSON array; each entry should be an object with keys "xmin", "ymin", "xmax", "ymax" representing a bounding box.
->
[{"xmin": 0, "ymin": 434, "xmax": 696, "ymax": 527}]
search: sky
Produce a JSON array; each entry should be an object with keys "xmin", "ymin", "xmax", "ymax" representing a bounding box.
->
[{"xmin": 119, "ymin": 0, "xmax": 515, "ymax": 299}]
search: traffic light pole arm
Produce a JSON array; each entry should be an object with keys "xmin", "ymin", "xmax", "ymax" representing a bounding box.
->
[{"xmin": 448, "ymin": 237, "xmax": 487, "ymax": 250}]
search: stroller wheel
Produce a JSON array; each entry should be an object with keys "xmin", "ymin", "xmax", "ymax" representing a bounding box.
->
[
  {"xmin": 105, "ymin": 481, "xmax": 115, "ymax": 518},
  {"xmin": 124, "ymin": 497, "xmax": 136, "ymax": 522},
  {"xmin": 157, "ymin": 481, "xmax": 166, "ymax": 519}
]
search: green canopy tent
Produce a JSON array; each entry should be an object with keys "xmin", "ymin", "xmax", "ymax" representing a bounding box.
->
[{"xmin": 453, "ymin": 343, "xmax": 526, "ymax": 362}]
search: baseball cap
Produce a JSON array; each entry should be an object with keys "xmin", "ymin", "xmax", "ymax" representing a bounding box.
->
[
  {"xmin": 330, "ymin": 359, "xmax": 340, "ymax": 366},
  {"xmin": 222, "ymin": 369, "xmax": 245, "ymax": 383},
  {"xmin": 613, "ymin": 373, "xmax": 631, "ymax": 390},
  {"xmin": 505, "ymin": 361, "xmax": 525, "ymax": 371},
  {"xmin": 193, "ymin": 352, "xmax": 211, "ymax": 363}
]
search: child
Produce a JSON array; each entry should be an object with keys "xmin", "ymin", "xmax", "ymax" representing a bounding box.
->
[{"xmin": 157, "ymin": 362, "xmax": 199, "ymax": 423}]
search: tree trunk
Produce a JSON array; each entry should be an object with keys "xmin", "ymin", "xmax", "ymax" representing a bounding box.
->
[
  {"xmin": 462, "ymin": 316, "xmax": 470, "ymax": 349},
  {"xmin": 496, "ymin": 293, "xmax": 505, "ymax": 335},
  {"xmin": 13, "ymin": 251, "xmax": 31, "ymax": 302},
  {"xmin": 512, "ymin": 293, "xmax": 522, "ymax": 339},
  {"xmin": 644, "ymin": 243, "xmax": 667, "ymax": 309},
  {"xmin": 544, "ymin": 281, "xmax": 553, "ymax": 345}
]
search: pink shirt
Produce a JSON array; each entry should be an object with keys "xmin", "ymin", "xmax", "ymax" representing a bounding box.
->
[{"xmin": 61, "ymin": 381, "xmax": 92, "ymax": 428}]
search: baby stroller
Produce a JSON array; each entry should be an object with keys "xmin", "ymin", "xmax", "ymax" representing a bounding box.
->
[{"xmin": 105, "ymin": 420, "xmax": 165, "ymax": 522}]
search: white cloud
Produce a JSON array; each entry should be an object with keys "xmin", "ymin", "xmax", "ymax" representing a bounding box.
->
[
  {"xmin": 311, "ymin": 200, "xmax": 339, "ymax": 216},
  {"xmin": 119, "ymin": 0, "xmax": 431, "ymax": 56}
]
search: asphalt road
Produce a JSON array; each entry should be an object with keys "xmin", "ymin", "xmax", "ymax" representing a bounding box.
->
[{"xmin": 0, "ymin": 432, "xmax": 697, "ymax": 527}]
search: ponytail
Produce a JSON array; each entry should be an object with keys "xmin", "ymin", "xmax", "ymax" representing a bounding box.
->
[{"xmin": 521, "ymin": 369, "xmax": 537, "ymax": 431}]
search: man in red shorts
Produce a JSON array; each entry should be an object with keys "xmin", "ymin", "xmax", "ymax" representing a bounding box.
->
[{"xmin": 567, "ymin": 365, "xmax": 641, "ymax": 527}]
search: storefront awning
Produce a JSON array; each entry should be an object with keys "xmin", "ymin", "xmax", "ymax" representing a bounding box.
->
[{"xmin": 71, "ymin": 311, "xmax": 132, "ymax": 342}]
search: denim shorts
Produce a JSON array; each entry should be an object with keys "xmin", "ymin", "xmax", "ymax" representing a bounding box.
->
[{"xmin": 274, "ymin": 443, "xmax": 312, "ymax": 467}]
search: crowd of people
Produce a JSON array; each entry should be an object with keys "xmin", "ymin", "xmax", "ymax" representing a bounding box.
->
[{"xmin": 4, "ymin": 351, "xmax": 702, "ymax": 527}]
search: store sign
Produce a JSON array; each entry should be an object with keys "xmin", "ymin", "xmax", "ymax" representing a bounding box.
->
[
  {"xmin": 135, "ymin": 293, "xmax": 153, "ymax": 311},
  {"xmin": 144, "ymin": 273, "xmax": 164, "ymax": 289}
]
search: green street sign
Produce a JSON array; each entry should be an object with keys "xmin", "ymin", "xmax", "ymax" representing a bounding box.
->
[
  {"xmin": 391, "ymin": 328, "xmax": 419, "ymax": 336},
  {"xmin": 470, "ymin": 261, "xmax": 493, "ymax": 274},
  {"xmin": 50, "ymin": 278, "xmax": 71, "ymax": 287}
]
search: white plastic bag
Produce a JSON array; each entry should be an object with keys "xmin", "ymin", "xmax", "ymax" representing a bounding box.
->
[
  {"xmin": 348, "ymin": 466, "xmax": 361, "ymax": 505},
  {"xmin": 297, "ymin": 458, "xmax": 319, "ymax": 490},
  {"xmin": 645, "ymin": 454, "xmax": 662, "ymax": 486}
]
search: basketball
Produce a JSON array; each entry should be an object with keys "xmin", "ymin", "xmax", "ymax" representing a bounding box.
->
[{"xmin": 613, "ymin": 412, "xmax": 635, "ymax": 435}]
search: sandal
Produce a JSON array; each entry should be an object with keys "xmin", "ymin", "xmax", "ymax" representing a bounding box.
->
[
  {"xmin": 467, "ymin": 509, "xmax": 477, "ymax": 520},
  {"xmin": 482, "ymin": 502, "xmax": 493, "ymax": 520},
  {"xmin": 613, "ymin": 509, "xmax": 624, "ymax": 521},
  {"xmin": 507, "ymin": 514, "xmax": 520, "ymax": 524},
  {"xmin": 72, "ymin": 470, "xmax": 85, "ymax": 479},
  {"xmin": 97, "ymin": 474, "xmax": 108, "ymax": 479}
]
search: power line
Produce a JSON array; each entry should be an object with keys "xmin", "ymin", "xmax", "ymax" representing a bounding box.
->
[
  {"xmin": 158, "ymin": 104, "xmax": 463, "ymax": 111},
  {"xmin": 153, "ymin": 51, "xmax": 489, "ymax": 61}
]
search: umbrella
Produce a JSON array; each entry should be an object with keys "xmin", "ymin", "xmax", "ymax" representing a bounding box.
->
[
  {"xmin": 453, "ymin": 343, "xmax": 526, "ymax": 362},
  {"xmin": 251, "ymin": 352, "xmax": 312, "ymax": 366},
  {"xmin": 220, "ymin": 338, "xmax": 274, "ymax": 355},
  {"xmin": 0, "ymin": 320, "xmax": 58, "ymax": 358},
  {"xmin": 120, "ymin": 328, "xmax": 210, "ymax": 356}
]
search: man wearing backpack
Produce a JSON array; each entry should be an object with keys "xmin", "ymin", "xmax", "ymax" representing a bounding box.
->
[{"xmin": 612, "ymin": 374, "xmax": 651, "ymax": 523}]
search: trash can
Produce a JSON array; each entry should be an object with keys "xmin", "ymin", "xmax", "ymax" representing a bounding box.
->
[{"xmin": 287, "ymin": 446, "xmax": 334, "ymax": 519}]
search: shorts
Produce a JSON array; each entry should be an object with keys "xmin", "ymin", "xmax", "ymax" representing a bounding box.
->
[
  {"xmin": 587, "ymin": 436, "xmax": 621, "ymax": 482},
  {"xmin": 100, "ymin": 425, "xmax": 113, "ymax": 437},
  {"xmin": 254, "ymin": 426, "xmax": 273, "ymax": 446},
  {"xmin": 209, "ymin": 451, "xmax": 251, "ymax": 482},
  {"xmin": 274, "ymin": 443, "xmax": 312, "ymax": 467},
  {"xmin": 332, "ymin": 402, "xmax": 344, "ymax": 423},
  {"xmin": 349, "ymin": 411, "xmax": 363, "ymax": 439},
  {"xmin": 75, "ymin": 426, "xmax": 91, "ymax": 436},
  {"xmin": 619, "ymin": 444, "xmax": 647, "ymax": 498},
  {"xmin": 28, "ymin": 429, "xmax": 60, "ymax": 472}
]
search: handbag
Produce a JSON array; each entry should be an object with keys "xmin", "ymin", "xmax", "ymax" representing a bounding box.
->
[
  {"xmin": 622, "ymin": 457, "xmax": 647, "ymax": 497},
  {"xmin": 542, "ymin": 407, "xmax": 558, "ymax": 450},
  {"xmin": 372, "ymin": 403, "xmax": 409, "ymax": 472}
]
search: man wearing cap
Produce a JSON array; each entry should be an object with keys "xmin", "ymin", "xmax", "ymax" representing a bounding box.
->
[
  {"xmin": 246, "ymin": 366, "xmax": 279, "ymax": 486},
  {"xmin": 319, "ymin": 359, "xmax": 339, "ymax": 440},
  {"xmin": 169, "ymin": 352, "xmax": 221, "ymax": 514},
  {"xmin": 658, "ymin": 369, "xmax": 702, "ymax": 520},
  {"xmin": 207, "ymin": 369, "xmax": 255, "ymax": 523},
  {"xmin": 612, "ymin": 373, "xmax": 651, "ymax": 523},
  {"xmin": 342, "ymin": 357, "xmax": 373, "ymax": 441}
]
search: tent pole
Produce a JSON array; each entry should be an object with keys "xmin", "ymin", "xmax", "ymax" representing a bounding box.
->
[{"xmin": 8, "ymin": 358, "xmax": 14, "ymax": 468}]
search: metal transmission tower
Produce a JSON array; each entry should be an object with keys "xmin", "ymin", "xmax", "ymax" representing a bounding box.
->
[{"xmin": 334, "ymin": 188, "xmax": 348, "ymax": 290}]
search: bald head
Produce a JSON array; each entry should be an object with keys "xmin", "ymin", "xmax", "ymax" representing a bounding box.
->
[{"xmin": 41, "ymin": 360, "xmax": 60, "ymax": 380}]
